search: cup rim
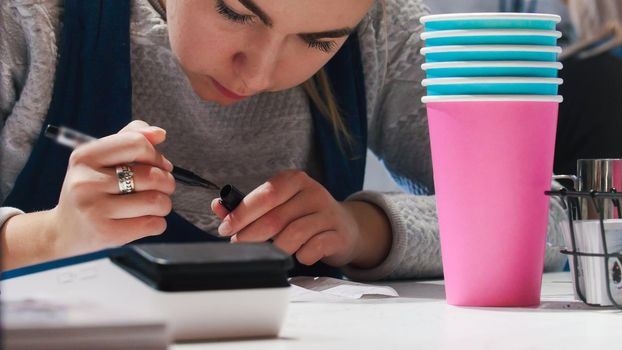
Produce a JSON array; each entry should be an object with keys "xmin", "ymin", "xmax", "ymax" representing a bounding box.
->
[
  {"xmin": 421, "ymin": 45, "xmax": 562, "ymax": 54},
  {"xmin": 421, "ymin": 61, "xmax": 564, "ymax": 70},
  {"xmin": 421, "ymin": 29, "xmax": 562, "ymax": 40},
  {"xmin": 420, "ymin": 13, "xmax": 562, "ymax": 24},
  {"xmin": 422, "ymin": 77, "xmax": 563, "ymax": 86},
  {"xmin": 421, "ymin": 95, "xmax": 564, "ymax": 103}
]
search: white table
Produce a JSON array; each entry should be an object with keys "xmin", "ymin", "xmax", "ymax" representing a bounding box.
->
[{"xmin": 174, "ymin": 273, "xmax": 621, "ymax": 350}]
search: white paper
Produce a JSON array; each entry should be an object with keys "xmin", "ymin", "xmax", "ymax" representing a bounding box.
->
[
  {"xmin": 569, "ymin": 220, "xmax": 622, "ymax": 306},
  {"xmin": 288, "ymin": 276, "xmax": 399, "ymax": 302},
  {"xmin": 2, "ymin": 297, "xmax": 168, "ymax": 350}
]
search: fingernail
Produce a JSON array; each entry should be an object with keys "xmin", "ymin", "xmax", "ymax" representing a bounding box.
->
[
  {"xmin": 165, "ymin": 158, "xmax": 174, "ymax": 172},
  {"xmin": 218, "ymin": 220, "xmax": 232, "ymax": 236},
  {"xmin": 148, "ymin": 126, "xmax": 166, "ymax": 134}
]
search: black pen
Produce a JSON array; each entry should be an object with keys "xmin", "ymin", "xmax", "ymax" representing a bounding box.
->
[{"xmin": 44, "ymin": 124, "xmax": 245, "ymax": 211}]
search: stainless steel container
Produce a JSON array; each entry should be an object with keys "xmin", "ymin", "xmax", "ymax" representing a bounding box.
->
[{"xmin": 576, "ymin": 159, "xmax": 622, "ymax": 220}]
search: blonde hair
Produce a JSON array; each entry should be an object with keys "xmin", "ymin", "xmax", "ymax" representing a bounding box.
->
[
  {"xmin": 302, "ymin": 1, "xmax": 386, "ymax": 149},
  {"xmin": 562, "ymin": 0, "xmax": 622, "ymax": 59},
  {"xmin": 302, "ymin": 69, "xmax": 351, "ymax": 146},
  {"xmin": 567, "ymin": 0, "xmax": 622, "ymax": 41}
]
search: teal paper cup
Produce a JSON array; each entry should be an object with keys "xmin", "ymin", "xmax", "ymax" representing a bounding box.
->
[
  {"xmin": 421, "ymin": 95, "xmax": 564, "ymax": 103},
  {"xmin": 422, "ymin": 77, "xmax": 563, "ymax": 96},
  {"xmin": 422, "ymin": 61, "xmax": 563, "ymax": 78},
  {"xmin": 420, "ymin": 13, "xmax": 561, "ymax": 32},
  {"xmin": 421, "ymin": 45, "xmax": 562, "ymax": 62},
  {"xmin": 420, "ymin": 29, "xmax": 561, "ymax": 46}
]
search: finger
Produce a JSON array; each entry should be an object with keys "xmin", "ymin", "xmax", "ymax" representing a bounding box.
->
[
  {"xmin": 211, "ymin": 198, "xmax": 229, "ymax": 220},
  {"xmin": 231, "ymin": 190, "xmax": 318, "ymax": 241},
  {"xmin": 71, "ymin": 131, "xmax": 173, "ymax": 171},
  {"xmin": 295, "ymin": 231, "xmax": 340, "ymax": 266},
  {"xmin": 104, "ymin": 216, "xmax": 167, "ymax": 246},
  {"xmin": 119, "ymin": 120, "xmax": 167, "ymax": 145},
  {"xmin": 102, "ymin": 164, "xmax": 175, "ymax": 195},
  {"xmin": 99, "ymin": 191, "xmax": 172, "ymax": 219},
  {"xmin": 120, "ymin": 120, "xmax": 150, "ymax": 132},
  {"xmin": 218, "ymin": 170, "xmax": 310, "ymax": 236},
  {"xmin": 271, "ymin": 213, "xmax": 330, "ymax": 255}
]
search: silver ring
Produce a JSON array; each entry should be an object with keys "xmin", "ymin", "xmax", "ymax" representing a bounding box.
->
[{"xmin": 115, "ymin": 165, "xmax": 135, "ymax": 194}]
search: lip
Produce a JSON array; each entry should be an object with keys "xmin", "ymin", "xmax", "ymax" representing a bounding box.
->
[{"xmin": 210, "ymin": 78, "xmax": 248, "ymax": 100}]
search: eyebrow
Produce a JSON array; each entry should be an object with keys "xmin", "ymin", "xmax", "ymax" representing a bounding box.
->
[
  {"xmin": 238, "ymin": 0, "xmax": 354, "ymax": 40},
  {"xmin": 239, "ymin": 0, "xmax": 273, "ymax": 27}
]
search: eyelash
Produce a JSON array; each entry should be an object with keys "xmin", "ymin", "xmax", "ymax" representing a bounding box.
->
[
  {"xmin": 307, "ymin": 40, "xmax": 337, "ymax": 53},
  {"xmin": 216, "ymin": 0, "xmax": 256, "ymax": 24},
  {"xmin": 215, "ymin": 0, "xmax": 337, "ymax": 54}
]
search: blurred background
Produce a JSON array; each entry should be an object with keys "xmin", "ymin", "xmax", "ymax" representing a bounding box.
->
[
  {"xmin": 364, "ymin": 0, "xmax": 622, "ymax": 192},
  {"xmin": 427, "ymin": 0, "xmax": 574, "ymax": 45}
]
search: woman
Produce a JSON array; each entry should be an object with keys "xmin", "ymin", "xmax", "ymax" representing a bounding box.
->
[
  {"xmin": 0, "ymin": 0, "xmax": 566, "ymax": 278},
  {"xmin": 554, "ymin": 0, "xmax": 622, "ymax": 176}
]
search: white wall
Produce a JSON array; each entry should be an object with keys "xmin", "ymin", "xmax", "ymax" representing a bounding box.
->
[{"xmin": 363, "ymin": 150, "xmax": 403, "ymax": 192}]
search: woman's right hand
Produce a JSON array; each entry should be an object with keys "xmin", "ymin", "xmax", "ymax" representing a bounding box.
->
[{"xmin": 48, "ymin": 120, "xmax": 176, "ymax": 258}]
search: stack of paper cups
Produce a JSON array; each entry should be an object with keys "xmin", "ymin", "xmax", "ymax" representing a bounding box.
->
[{"xmin": 419, "ymin": 13, "xmax": 564, "ymax": 307}]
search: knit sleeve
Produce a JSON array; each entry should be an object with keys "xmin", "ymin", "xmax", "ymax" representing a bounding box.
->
[
  {"xmin": 0, "ymin": 1, "xmax": 29, "ymax": 215},
  {"xmin": 343, "ymin": 0, "xmax": 438, "ymax": 281},
  {"xmin": 0, "ymin": 0, "xmax": 28, "ymax": 130},
  {"xmin": 0, "ymin": 0, "xmax": 62, "ymax": 206},
  {"xmin": 0, "ymin": 207, "xmax": 25, "ymax": 230},
  {"xmin": 357, "ymin": 0, "xmax": 434, "ymax": 196},
  {"xmin": 0, "ymin": 1, "xmax": 59, "ymax": 225}
]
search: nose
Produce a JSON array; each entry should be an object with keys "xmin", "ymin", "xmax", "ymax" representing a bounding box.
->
[{"xmin": 234, "ymin": 35, "xmax": 281, "ymax": 94}]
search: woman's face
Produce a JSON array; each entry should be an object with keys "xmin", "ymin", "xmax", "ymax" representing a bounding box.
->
[{"xmin": 165, "ymin": 0, "xmax": 375, "ymax": 105}]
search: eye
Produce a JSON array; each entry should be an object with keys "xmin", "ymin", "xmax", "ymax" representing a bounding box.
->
[
  {"xmin": 215, "ymin": 0, "xmax": 256, "ymax": 24},
  {"xmin": 307, "ymin": 40, "xmax": 337, "ymax": 54}
]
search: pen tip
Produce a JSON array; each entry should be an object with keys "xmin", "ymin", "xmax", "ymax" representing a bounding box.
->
[{"xmin": 44, "ymin": 125, "xmax": 59, "ymax": 138}]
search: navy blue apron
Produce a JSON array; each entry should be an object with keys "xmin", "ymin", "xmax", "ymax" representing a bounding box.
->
[{"xmin": 3, "ymin": 0, "xmax": 367, "ymax": 277}]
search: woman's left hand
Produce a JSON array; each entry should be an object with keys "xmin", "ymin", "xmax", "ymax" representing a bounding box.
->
[{"xmin": 211, "ymin": 170, "xmax": 391, "ymax": 267}]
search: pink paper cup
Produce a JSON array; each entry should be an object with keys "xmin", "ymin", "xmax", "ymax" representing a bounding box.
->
[{"xmin": 423, "ymin": 95, "xmax": 562, "ymax": 307}]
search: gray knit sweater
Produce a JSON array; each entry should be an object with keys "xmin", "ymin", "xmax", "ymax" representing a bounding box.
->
[{"xmin": 0, "ymin": 0, "xmax": 568, "ymax": 280}]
